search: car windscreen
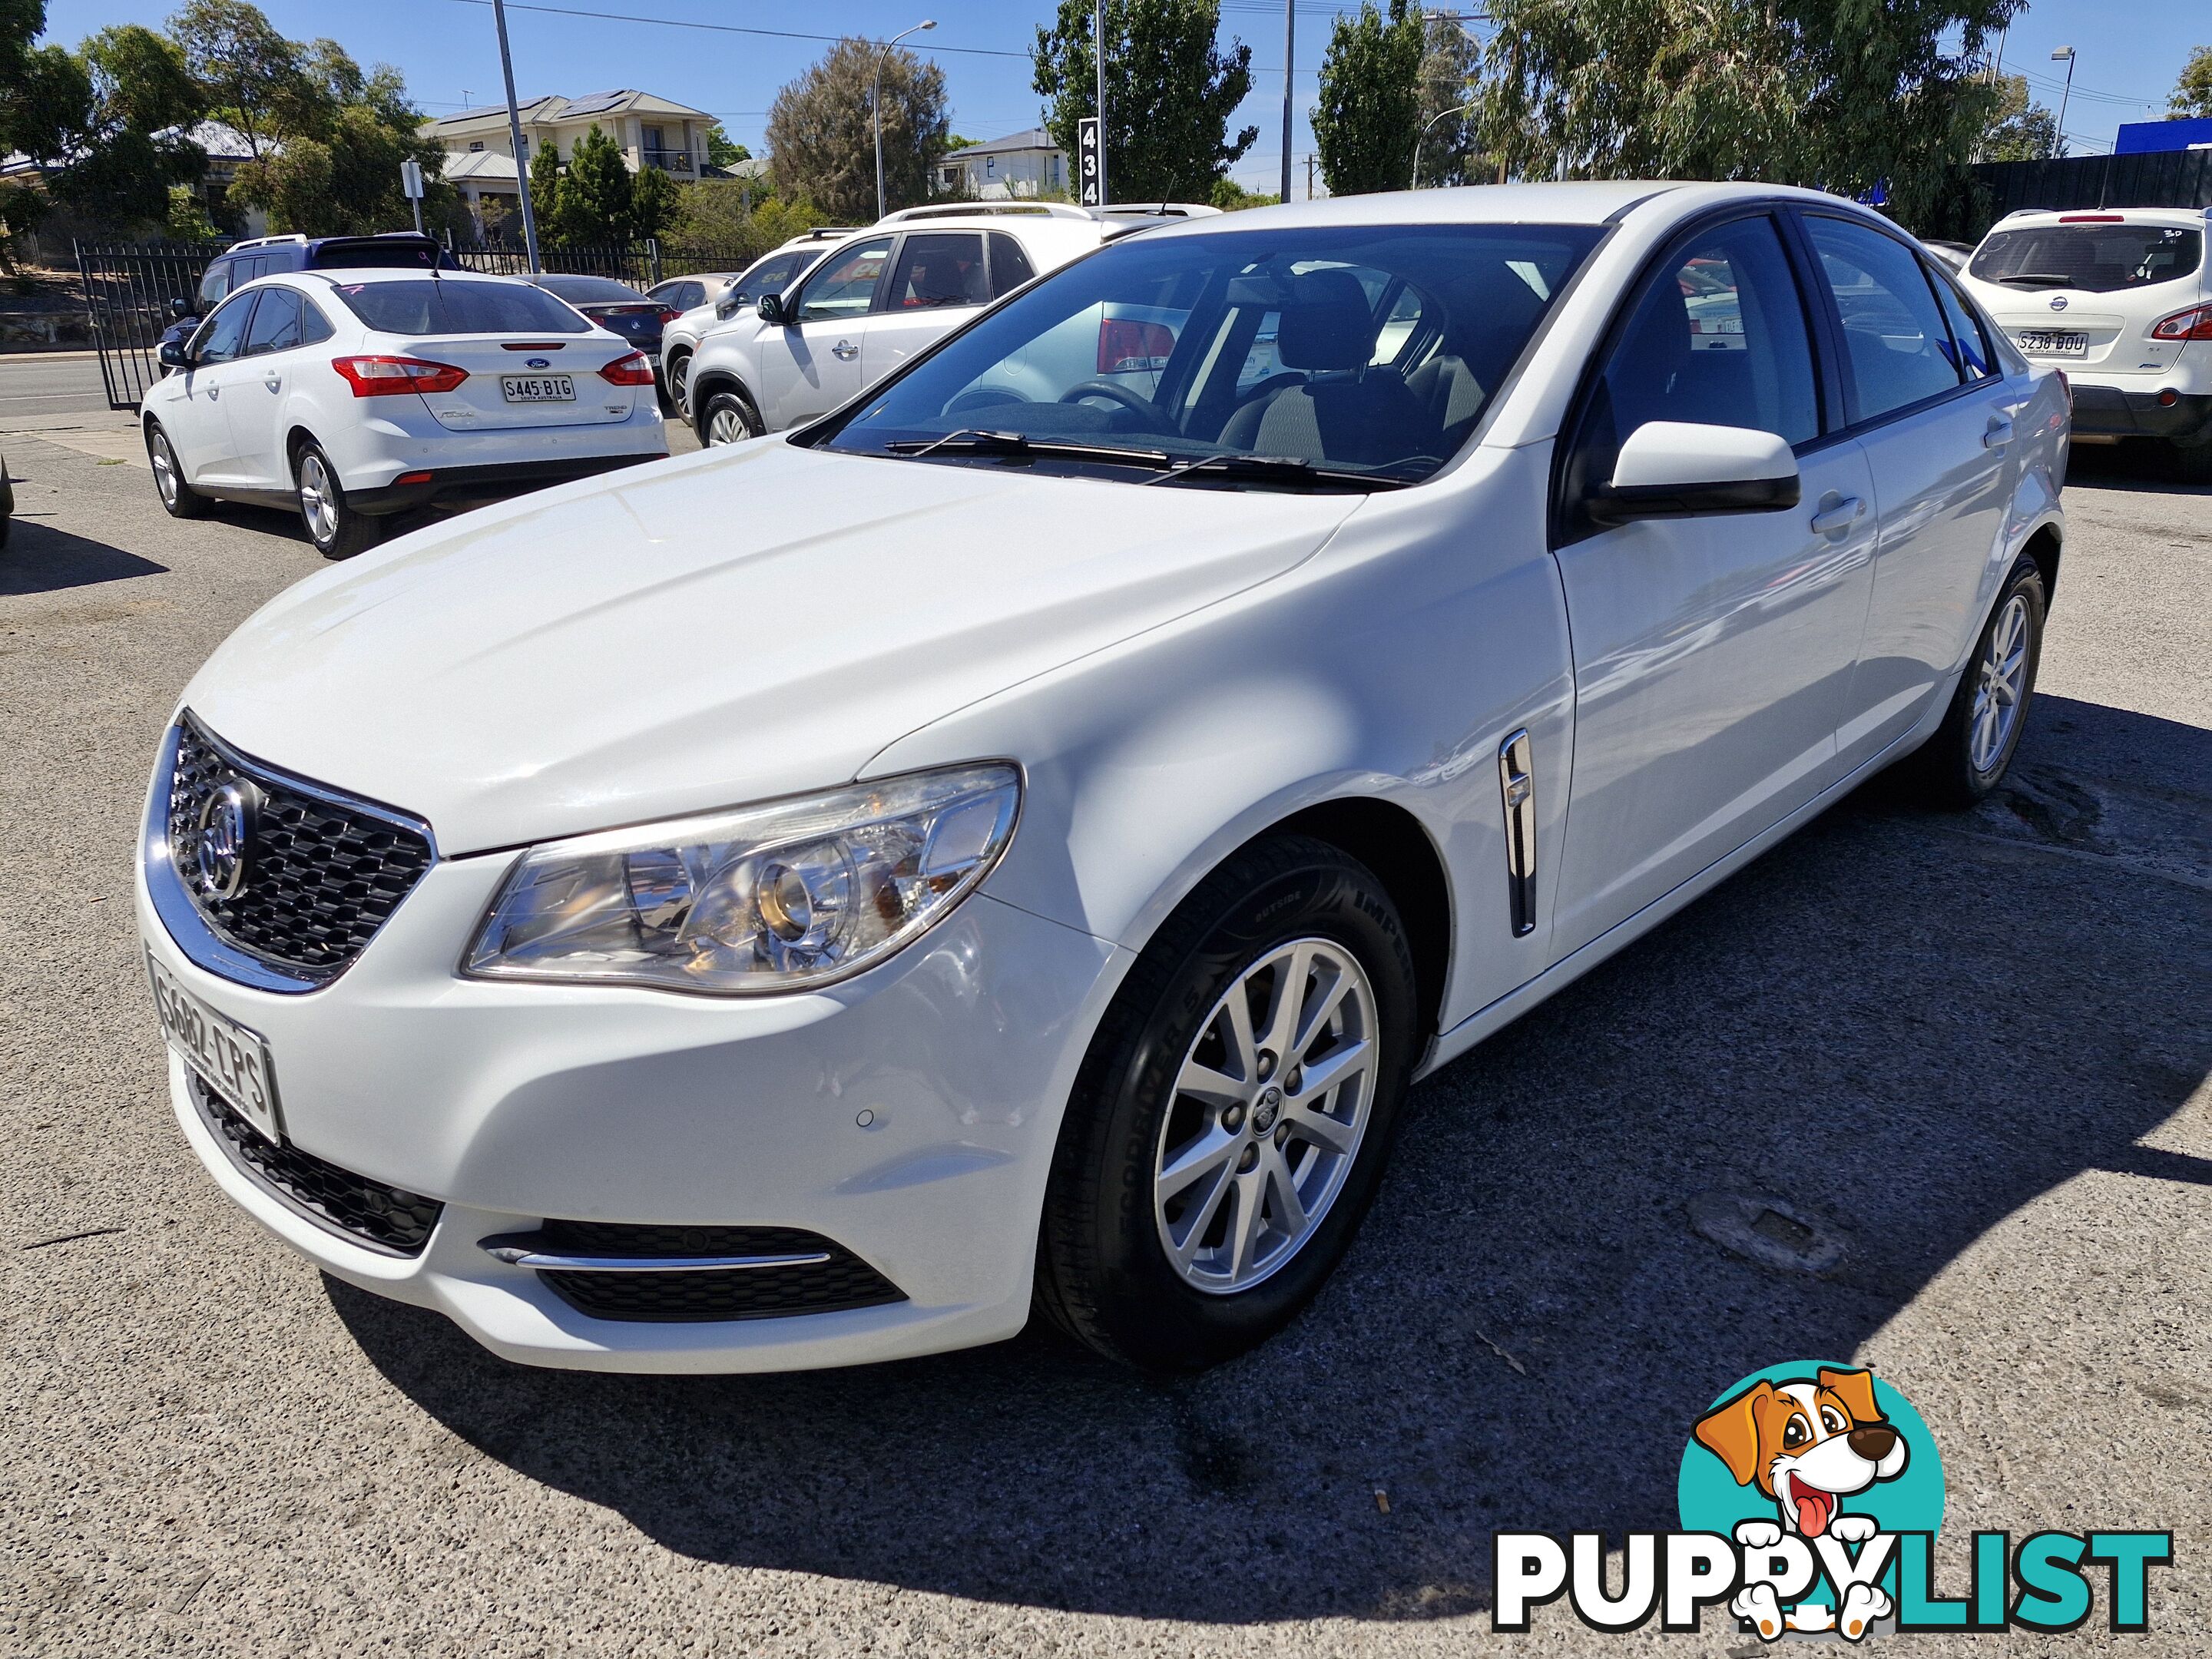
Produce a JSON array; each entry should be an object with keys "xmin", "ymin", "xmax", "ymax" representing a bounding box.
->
[
  {"xmin": 817, "ymin": 222, "xmax": 1604, "ymax": 489},
  {"xmin": 325, "ymin": 278, "xmax": 592, "ymax": 335},
  {"xmin": 1969, "ymin": 224, "xmax": 2204, "ymax": 293},
  {"xmin": 535, "ymin": 276, "xmax": 647, "ymax": 303}
]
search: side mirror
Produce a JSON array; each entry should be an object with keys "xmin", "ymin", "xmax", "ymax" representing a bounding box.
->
[
  {"xmin": 157, "ymin": 339, "xmax": 192, "ymax": 369},
  {"xmin": 755, "ymin": 290, "xmax": 790, "ymax": 326},
  {"xmin": 1587, "ymin": 421, "xmax": 1800, "ymax": 525}
]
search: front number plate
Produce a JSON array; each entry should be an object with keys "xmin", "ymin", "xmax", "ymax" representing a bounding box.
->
[
  {"xmin": 501, "ymin": 374, "xmax": 577, "ymax": 403},
  {"xmin": 2013, "ymin": 329, "xmax": 2086, "ymax": 357},
  {"xmin": 147, "ymin": 949, "xmax": 283, "ymax": 1142}
]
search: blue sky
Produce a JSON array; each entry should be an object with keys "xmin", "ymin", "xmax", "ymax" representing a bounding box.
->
[{"xmin": 37, "ymin": 0, "xmax": 2211, "ymax": 194}]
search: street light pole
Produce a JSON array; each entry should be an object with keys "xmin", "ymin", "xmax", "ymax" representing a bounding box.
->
[
  {"xmin": 1411, "ymin": 100, "xmax": 1479, "ymax": 190},
  {"xmin": 2050, "ymin": 45, "xmax": 2076, "ymax": 160},
  {"xmin": 491, "ymin": 0, "xmax": 541, "ymax": 272},
  {"xmin": 876, "ymin": 20, "xmax": 937, "ymax": 222}
]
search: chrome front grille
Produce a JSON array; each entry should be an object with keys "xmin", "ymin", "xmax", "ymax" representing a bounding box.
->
[{"xmin": 159, "ymin": 715, "xmax": 434, "ymax": 985}]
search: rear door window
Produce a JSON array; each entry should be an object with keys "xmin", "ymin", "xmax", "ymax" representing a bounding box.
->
[
  {"xmin": 241, "ymin": 286, "xmax": 305, "ymax": 355},
  {"xmin": 888, "ymin": 233, "xmax": 989, "ymax": 310},
  {"xmin": 1806, "ymin": 217, "xmax": 1963, "ymax": 422}
]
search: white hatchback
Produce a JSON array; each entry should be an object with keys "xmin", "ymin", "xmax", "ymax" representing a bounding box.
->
[
  {"xmin": 685, "ymin": 205, "xmax": 1113, "ymax": 442},
  {"xmin": 140, "ymin": 183, "xmax": 2065, "ymax": 1376},
  {"xmin": 1955, "ymin": 206, "xmax": 2212, "ymax": 476},
  {"xmin": 143, "ymin": 267, "xmax": 669, "ymax": 558}
]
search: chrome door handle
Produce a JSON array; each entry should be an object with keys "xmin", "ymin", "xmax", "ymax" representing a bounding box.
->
[
  {"xmin": 263, "ymin": 376, "xmax": 281, "ymax": 390},
  {"xmin": 831, "ymin": 339, "xmax": 859, "ymax": 360},
  {"xmin": 1982, "ymin": 415, "xmax": 2014, "ymax": 450},
  {"xmin": 1809, "ymin": 495, "xmax": 1865, "ymax": 535}
]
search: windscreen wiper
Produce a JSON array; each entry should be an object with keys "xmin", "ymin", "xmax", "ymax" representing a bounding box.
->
[
  {"xmin": 883, "ymin": 429, "xmax": 1172, "ymax": 467},
  {"xmin": 1994, "ymin": 273, "xmax": 2077, "ymax": 288},
  {"xmin": 1144, "ymin": 452, "xmax": 1413, "ymax": 491}
]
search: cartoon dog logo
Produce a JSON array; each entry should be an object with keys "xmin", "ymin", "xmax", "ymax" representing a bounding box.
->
[{"xmin": 1694, "ymin": 1366, "xmax": 1908, "ymax": 1638}]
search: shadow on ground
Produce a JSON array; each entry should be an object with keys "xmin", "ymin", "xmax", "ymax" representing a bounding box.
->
[
  {"xmin": 0, "ymin": 518, "xmax": 167, "ymax": 594},
  {"xmin": 330, "ymin": 694, "xmax": 2211, "ymax": 1623}
]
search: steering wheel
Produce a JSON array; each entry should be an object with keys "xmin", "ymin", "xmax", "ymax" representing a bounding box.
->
[
  {"xmin": 947, "ymin": 386, "xmax": 1032, "ymax": 416},
  {"xmin": 1056, "ymin": 379, "xmax": 1175, "ymax": 434}
]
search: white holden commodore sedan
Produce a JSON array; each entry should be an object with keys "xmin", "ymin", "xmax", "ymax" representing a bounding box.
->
[
  {"xmin": 143, "ymin": 267, "xmax": 667, "ymax": 558},
  {"xmin": 140, "ymin": 183, "xmax": 2065, "ymax": 1375}
]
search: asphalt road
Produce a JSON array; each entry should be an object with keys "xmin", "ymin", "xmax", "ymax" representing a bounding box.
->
[
  {"xmin": 0, "ymin": 353, "xmax": 114, "ymax": 429},
  {"xmin": 1, "ymin": 406, "xmax": 2206, "ymax": 1655}
]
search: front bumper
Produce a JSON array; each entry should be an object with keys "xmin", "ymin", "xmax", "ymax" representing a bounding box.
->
[
  {"xmin": 2065, "ymin": 386, "xmax": 2212, "ymax": 442},
  {"xmin": 138, "ymin": 789, "xmax": 1128, "ymax": 1373}
]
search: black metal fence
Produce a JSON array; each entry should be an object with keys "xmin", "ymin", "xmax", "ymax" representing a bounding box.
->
[
  {"xmin": 445, "ymin": 240, "xmax": 753, "ymax": 285},
  {"xmin": 1926, "ymin": 150, "xmax": 2212, "ymax": 243},
  {"xmin": 74, "ymin": 240, "xmax": 223, "ymax": 411}
]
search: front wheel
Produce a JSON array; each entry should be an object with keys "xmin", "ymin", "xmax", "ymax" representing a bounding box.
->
[
  {"xmin": 664, "ymin": 352, "xmax": 692, "ymax": 422},
  {"xmin": 700, "ymin": 387, "xmax": 763, "ymax": 446},
  {"xmin": 1035, "ymin": 835, "xmax": 1418, "ymax": 1371},
  {"xmin": 295, "ymin": 442, "xmax": 381, "ymax": 561},
  {"xmin": 1898, "ymin": 553, "xmax": 2045, "ymax": 808},
  {"xmin": 145, "ymin": 422, "xmax": 211, "ymax": 519}
]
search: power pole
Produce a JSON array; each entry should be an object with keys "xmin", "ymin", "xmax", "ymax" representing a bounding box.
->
[
  {"xmin": 1305, "ymin": 152, "xmax": 1316, "ymax": 200},
  {"xmin": 1094, "ymin": 0, "xmax": 1108, "ymax": 206},
  {"xmin": 491, "ymin": 0, "xmax": 541, "ymax": 273},
  {"xmin": 1280, "ymin": 0, "xmax": 1295, "ymax": 204}
]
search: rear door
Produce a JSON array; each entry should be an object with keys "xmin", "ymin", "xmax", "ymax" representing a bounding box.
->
[
  {"xmin": 753, "ymin": 235, "xmax": 892, "ymax": 429},
  {"xmin": 866, "ymin": 231, "xmax": 993, "ymax": 379},
  {"xmin": 230, "ymin": 286, "xmax": 336, "ymax": 489},
  {"xmin": 1798, "ymin": 214, "xmax": 2018, "ymax": 769}
]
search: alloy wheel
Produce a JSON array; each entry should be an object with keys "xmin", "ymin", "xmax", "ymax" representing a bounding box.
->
[
  {"xmin": 1152, "ymin": 937, "xmax": 1379, "ymax": 1295},
  {"xmin": 1969, "ymin": 593, "xmax": 2029, "ymax": 773},
  {"xmin": 151, "ymin": 433, "xmax": 179, "ymax": 505},
  {"xmin": 298, "ymin": 452, "xmax": 339, "ymax": 545},
  {"xmin": 707, "ymin": 405, "xmax": 750, "ymax": 445}
]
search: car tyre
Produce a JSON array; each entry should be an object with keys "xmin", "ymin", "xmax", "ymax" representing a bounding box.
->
[
  {"xmin": 664, "ymin": 351, "xmax": 691, "ymax": 421},
  {"xmin": 1898, "ymin": 553, "xmax": 2045, "ymax": 809},
  {"xmin": 700, "ymin": 386, "xmax": 763, "ymax": 446},
  {"xmin": 145, "ymin": 422, "xmax": 211, "ymax": 519},
  {"xmin": 2169, "ymin": 427, "xmax": 2212, "ymax": 483},
  {"xmin": 294, "ymin": 440, "xmax": 381, "ymax": 561},
  {"xmin": 1035, "ymin": 834, "xmax": 1418, "ymax": 1371}
]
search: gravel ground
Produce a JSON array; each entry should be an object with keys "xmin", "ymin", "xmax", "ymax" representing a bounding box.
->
[{"xmin": 1, "ymin": 420, "xmax": 2206, "ymax": 1657}]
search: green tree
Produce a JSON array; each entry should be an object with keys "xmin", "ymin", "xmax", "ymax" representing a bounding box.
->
[
  {"xmin": 767, "ymin": 38, "xmax": 950, "ymax": 220},
  {"xmin": 12, "ymin": 25, "xmax": 206, "ymax": 227},
  {"xmin": 1033, "ymin": 0, "xmax": 1257, "ymax": 202},
  {"xmin": 2171, "ymin": 45, "xmax": 2212, "ymax": 118},
  {"xmin": 1475, "ymin": 0, "xmax": 2015, "ymax": 227},
  {"xmin": 167, "ymin": 0, "xmax": 300, "ymax": 159},
  {"xmin": 629, "ymin": 162, "xmax": 681, "ymax": 240},
  {"xmin": 1978, "ymin": 74, "xmax": 2059, "ymax": 161},
  {"xmin": 1414, "ymin": 12, "xmax": 1482, "ymax": 187},
  {"xmin": 1207, "ymin": 177, "xmax": 1278, "ymax": 210},
  {"xmin": 700, "ymin": 121, "xmax": 749, "ymax": 167},
  {"xmin": 1312, "ymin": 0, "xmax": 1425, "ymax": 196},
  {"xmin": 551, "ymin": 123, "xmax": 634, "ymax": 243},
  {"xmin": 528, "ymin": 135, "xmax": 564, "ymax": 234},
  {"xmin": 671, "ymin": 183, "xmax": 829, "ymax": 262}
]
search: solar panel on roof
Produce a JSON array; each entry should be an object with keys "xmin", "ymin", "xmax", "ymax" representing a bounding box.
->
[{"xmin": 558, "ymin": 91, "xmax": 633, "ymax": 119}]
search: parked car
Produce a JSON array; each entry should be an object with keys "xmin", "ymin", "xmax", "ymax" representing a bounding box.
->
[
  {"xmin": 1955, "ymin": 205, "xmax": 2211, "ymax": 476},
  {"xmin": 657, "ymin": 233, "xmax": 860, "ymax": 420},
  {"xmin": 685, "ymin": 205, "xmax": 1112, "ymax": 443},
  {"xmin": 141, "ymin": 267, "xmax": 667, "ymax": 558},
  {"xmin": 522, "ymin": 273, "xmax": 680, "ymax": 409},
  {"xmin": 139, "ymin": 181, "xmax": 2065, "ymax": 1376},
  {"xmin": 163, "ymin": 233, "xmax": 448, "ymax": 354}
]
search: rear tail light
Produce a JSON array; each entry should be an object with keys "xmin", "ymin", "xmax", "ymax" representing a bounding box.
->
[
  {"xmin": 2055, "ymin": 369, "xmax": 2071, "ymax": 409},
  {"xmin": 598, "ymin": 351, "xmax": 657, "ymax": 386},
  {"xmin": 1097, "ymin": 318, "xmax": 1176, "ymax": 375},
  {"xmin": 332, "ymin": 356, "xmax": 468, "ymax": 396},
  {"xmin": 2151, "ymin": 303, "xmax": 2212, "ymax": 342},
  {"xmin": 2058, "ymin": 213, "xmax": 2125, "ymax": 223},
  {"xmin": 657, "ymin": 307, "xmax": 684, "ymax": 326}
]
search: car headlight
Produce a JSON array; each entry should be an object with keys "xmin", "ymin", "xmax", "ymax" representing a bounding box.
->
[{"xmin": 462, "ymin": 763, "xmax": 1020, "ymax": 995}]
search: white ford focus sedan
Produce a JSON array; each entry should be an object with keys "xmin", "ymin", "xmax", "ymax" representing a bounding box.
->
[
  {"xmin": 142, "ymin": 267, "xmax": 668, "ymax": 558},
  {"xmin": 139, "ymin": 183, "xmax": 2066, "ymax": 1375}
]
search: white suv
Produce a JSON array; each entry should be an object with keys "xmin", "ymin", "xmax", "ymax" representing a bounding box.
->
[
  {"xmin": 657, "ymin": 230, "xmax": 857, "ymax": 420},
  {"xmin": 144, "ymin": 267, "xmax": 668, "ymax": 558},
  {"xmin": 1956, "ymin": 206, "xmax": 2212, "ymax": 476},
  {"xmin": 685, "ymin": 205, "xmax": 1113, "ymax": 443}
]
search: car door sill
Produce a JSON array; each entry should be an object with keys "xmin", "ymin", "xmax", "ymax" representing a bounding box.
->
[{"xmin": 1416, "ymin": 693, "xmax": 1949, "ymax": 1081}]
